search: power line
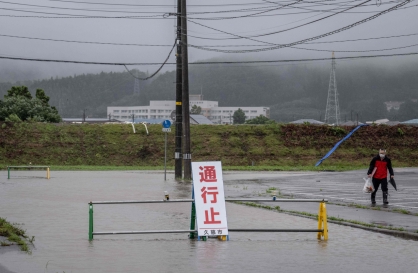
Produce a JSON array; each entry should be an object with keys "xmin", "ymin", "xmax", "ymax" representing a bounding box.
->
[
  {"xmin": 0, "ymin": 33, "xmax": 172, "ymax": 47},
  {"xmin": 2, "ymin": 32, "xmax": 418, "ymax": 47},
  {"xmin": 294, "ymin": 43, "xmax": 418, "ymax": 53},
  {"xmin": 2, "ymin": 32, "xmax": 418, "ymax": 53},
  {"xmin": 189, "ymin": 0, "xmax": 412, "ymax": 53},
  {"xmin": 1, "ymin": 4, "xmax": 415, "ymax": 20},
  {"xmin": 186, "ymin": 0, "xmax": 370, "ymax": 41},
  {"xmin": 47, "ymin": 0, "xmax": 283, "ymax": 7},
  {"xmin": 0, "ymin": 0, "xmax": 283, "ymax": 15},
  {"xmin": 188, "ymin": 4, "xmax": 417, "ymax": 20},
  {"xmin": 0, "ymin": 7, "xmax": 165, "ymax": 18},
  {"xmin": 123, "ymin": 40, "xmax": 177, "ymax": 80},
  {"xmin": 1, "ymin": 52, "xmax": 418, "ymax": 66}
]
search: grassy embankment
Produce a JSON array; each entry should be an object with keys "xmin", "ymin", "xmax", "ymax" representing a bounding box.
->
[
  {"xmin": 0, "ymin": 122, "xmax": 417, "ymax": 170},
  {"xmin": 0, "ymin": 218, "xmax": 34, "ymax": 253}
]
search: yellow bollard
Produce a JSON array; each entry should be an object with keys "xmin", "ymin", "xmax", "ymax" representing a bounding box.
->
[
  {"xmin": 218, "ymin": 235, "xmax": 227, "ymax": 241},
  {"xmin": 47, "ymin": 167, "xmax": 50, "ymax": 179},
  {"xmin": 317, "ymin": 201, "xmax": 328, "ymax": 240}
]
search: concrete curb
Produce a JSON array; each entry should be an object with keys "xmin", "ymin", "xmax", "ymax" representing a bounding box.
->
[{"xmin": 282, "ymin": 211, "xmax": 418, "ymax": 241}]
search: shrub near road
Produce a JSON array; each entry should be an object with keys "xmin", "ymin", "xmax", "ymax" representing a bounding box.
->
[{"xmin": 0, "ymin": 123, "xmax": 417, "ymax": 169}]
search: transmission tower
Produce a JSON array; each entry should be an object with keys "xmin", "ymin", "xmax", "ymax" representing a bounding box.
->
[
  {"xmin": 324, "ymin": 52, "xmax": 341, "ymax": 125},
  {"xmin": 134, "ymin": 71, "xmax": 140, "ymax": 95}
]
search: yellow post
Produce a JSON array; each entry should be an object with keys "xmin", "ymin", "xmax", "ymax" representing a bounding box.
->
[
  {"xmin": 47, "ymin": 167, "xmax": 50, "ymax": 179},
  {"xmin": 317, "ymin": 201, "xmax": 328, "ymax": 240},
  {"xmin": 218, "ymin": 235, "xmax": 227, "ymax": 241}
]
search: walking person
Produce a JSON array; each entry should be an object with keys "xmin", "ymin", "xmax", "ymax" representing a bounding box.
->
[{"xmin": 367, "ymin": 149, "xmax": 394, "ymax": 205}]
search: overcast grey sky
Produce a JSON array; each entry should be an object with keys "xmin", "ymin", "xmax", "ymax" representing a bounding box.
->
[{"xmin": 0, "ymin": 0, "xmax": 417, "ymax": 81}]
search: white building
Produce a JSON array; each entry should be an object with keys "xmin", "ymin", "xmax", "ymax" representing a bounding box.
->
[{"xmin": 107, "ymin": 95, "xmax": 270, "ymax": 124}]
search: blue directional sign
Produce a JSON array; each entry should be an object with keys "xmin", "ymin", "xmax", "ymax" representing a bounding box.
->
[{"xmin": 162, "ymin": 120, "xmax": 171, "ymax": 128}]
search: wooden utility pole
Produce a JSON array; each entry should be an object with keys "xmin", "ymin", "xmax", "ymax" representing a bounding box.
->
[
  {"xmin": 181, "ymin": 0, "xmax": 191, "ymax": 180},
  {"xmin": 175, "ymin": 0, "xmax": 183, "ymax": 180}
]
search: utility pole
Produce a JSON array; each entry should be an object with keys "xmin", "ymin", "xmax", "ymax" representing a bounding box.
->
[
  {"xmin": 325, "ymin": 52, "xmax": 341, "ymax": 125},
  {"xmin": 131, "ymin": 114, "xmax": 135, "ymax": 123},
  {"xmin": 175, "ymin": 0, "xmax": 183, "ymax": 180},
  {"xmin": 83, "ymin": 109, "xmax": 86, "ymax": 123},
  {"xmin": 181, "ymin": 0, "xmax": 191, "ymax": 180}
]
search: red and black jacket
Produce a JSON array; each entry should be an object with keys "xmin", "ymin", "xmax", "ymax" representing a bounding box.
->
[{"xmin": 367, "ymin": 155, "xmax": 394, "ymax": 179}]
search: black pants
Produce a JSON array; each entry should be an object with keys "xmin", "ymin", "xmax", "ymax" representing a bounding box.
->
[{"xmin": 372, "ymin": 178, "xmax": 388, "ymax": 194}]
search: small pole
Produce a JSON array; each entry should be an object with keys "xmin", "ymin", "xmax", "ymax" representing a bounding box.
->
[
  {"xmin": 7, "ymin": 167, "xmax": 10, "ymax": 179},
  {"xmin": 189, "ymin": 183, "xmax": 196, "ymax": 239},
  {"xmin": 89, "ymin": 202, "xmax": 94, "ymax": 241},
  {"xmin": 47, "ymin": 167, "xmax": 50, "ymax": 179},
  {"xmin": 164, "ymin": 132, "xmax": 167, "ymax": 181},
  {"xmin": 317, "ymin": 201, "xmax": 328, "ymax": 240}
]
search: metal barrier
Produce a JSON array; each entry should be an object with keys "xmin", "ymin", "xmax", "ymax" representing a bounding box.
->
[
  {"xmin": 7, "ymin": 165, "xmax": 50, "ymax": 179},
  {"xmin": 88, "ymin": 198, "xmax": 328, "ymax": 241}
]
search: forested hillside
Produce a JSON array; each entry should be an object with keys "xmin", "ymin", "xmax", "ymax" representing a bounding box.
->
[{"xmin": 0, "ymin": 62, "xmax": 417, "ymax": 122}]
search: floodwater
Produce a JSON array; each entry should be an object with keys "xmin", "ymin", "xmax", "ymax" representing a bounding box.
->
[{"xmin": 0, "ymin": 171, "xmax": 417, "ymax": 273}]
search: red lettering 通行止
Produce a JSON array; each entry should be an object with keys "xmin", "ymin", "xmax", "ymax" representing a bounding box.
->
[
  {"xmin": 204, "ymin": 207, "xmax": 222, "ymax": 224},
  {"xmin": 199, "ymin": 166, "xmax": 217, "ymax": 182},
  {"xmin": 201, "ymin": 186, "xmax": 219, "ymax": 204}
]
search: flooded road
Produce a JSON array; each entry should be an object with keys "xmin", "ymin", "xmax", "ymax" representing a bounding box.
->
[{"xmin": 1, "ymin": 171, "xmax": 417, "ymax": 273}]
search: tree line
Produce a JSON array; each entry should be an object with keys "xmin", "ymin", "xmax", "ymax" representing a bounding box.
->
[{"xmin": 0, "ymin": 62, "xmax": 417, "ymax": 122}]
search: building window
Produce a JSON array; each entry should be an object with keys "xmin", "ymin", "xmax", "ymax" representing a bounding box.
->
[
  {"xmin": 113, "ymin": 110, "xmax": 119, "ymax": 113},
  {"xmin": 150, "ymin": 110, "xmax": 156, "ymax": 113},
  {"xmin": 121, "ymin": 110, "xmax": 128, "ymax": 113}
]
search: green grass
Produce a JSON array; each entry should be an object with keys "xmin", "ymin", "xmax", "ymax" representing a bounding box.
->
[
  {"xmin": 1, "ymin": 123, "xmax": 418, "ymax": 168},
  {"xmin": 392, "ymin": 208, "xmax": 411, "ymax": 215},
  {"xmin": 330, "ymin": 202, "xmax": 416, "ymax": 214},
  {"xmin": 234, "ymin": 202, "xmax": 412, "ymax": 233},
  {"xmin": 0, "ymin": 165, "xmax": 368, "ymax": 171},
  {"xmin": 0, "ymin": 218, "xmax": 33, "ymax": 254}
]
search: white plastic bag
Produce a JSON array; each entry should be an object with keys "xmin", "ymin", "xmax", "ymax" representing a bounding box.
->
[{"xmin": 362, "ymin": 177, "xmax": 375, "ymax": 194}]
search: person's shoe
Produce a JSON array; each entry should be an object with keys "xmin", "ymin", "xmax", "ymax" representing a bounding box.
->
[
  {"xmin": 371, "ymin": 193, "xmax": 376, "ymax": 204},
  {"xmin": 383, "ymin": 191, "xmax": 389, "ymax": 205}
]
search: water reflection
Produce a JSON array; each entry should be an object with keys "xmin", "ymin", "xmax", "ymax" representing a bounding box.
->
[{"xmin": 0, "ymin": 171, "xmax": 417, "ymax": 273}]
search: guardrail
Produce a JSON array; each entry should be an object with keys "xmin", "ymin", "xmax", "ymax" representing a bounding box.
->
[
  {"xmin": 88, "ymin": 198, "xmax": 328, "ymax": 241},
  {"xmin": 7, "ymin": 165, "xmax": 50, "ymax": 179}
]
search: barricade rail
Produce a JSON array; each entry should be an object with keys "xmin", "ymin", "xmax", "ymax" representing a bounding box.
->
[
  {"xmin": 88, "ymin": 198, "xmax": 328, "ymax": 241},
  {"xmin": 7, "ymin": 165, "xmax": 50, "ymax": 179}
]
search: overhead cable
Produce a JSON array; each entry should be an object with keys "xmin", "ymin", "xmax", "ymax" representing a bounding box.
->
[
  {"xmin": 123, "ymin": 40, "xmax": 176, "ymax": 80},
  {"xmin": 186, "ymin": 0, "xmax": 370, "ymax": 41},
  {"xmin": 188, "ymin": 0, "xmax": 412, "ymax": 53},
  {"xmin": 1, "ymin": 52, "xmax": 418, "ymax": 66}
]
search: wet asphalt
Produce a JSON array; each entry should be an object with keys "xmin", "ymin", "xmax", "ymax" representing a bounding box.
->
[
  {"xmin": 222, "ymin": 168, "xmax": 418, "ymax": 235},
  {"xmin": 0, "ymin": 169, "xmax": 417, "ymax": 273}
]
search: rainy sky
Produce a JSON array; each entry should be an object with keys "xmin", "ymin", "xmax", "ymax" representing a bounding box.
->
[{"xmin": 0, "ymin": 0, "xmax": 417, "ymax": 81}]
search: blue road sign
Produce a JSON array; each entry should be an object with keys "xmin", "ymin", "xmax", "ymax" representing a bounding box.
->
[{"xmin": 162, "ymin": 120, "xmax": 171, "ymax": 128}]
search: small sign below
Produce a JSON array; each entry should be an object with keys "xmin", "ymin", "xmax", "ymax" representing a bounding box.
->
[{"xmin": 162, "ymin": 128, "xmax": 171, "ymax": 133}]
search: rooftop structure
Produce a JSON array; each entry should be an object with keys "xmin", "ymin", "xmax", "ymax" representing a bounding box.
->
[
  {"xmin": 401, "ymin": 119, "xmax": 418, "ymax": 125},
  {"xmin": 289, "ymin": 119, "xmax": 325, "ymax": 125}
]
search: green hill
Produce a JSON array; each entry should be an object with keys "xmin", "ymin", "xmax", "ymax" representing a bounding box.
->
[{"xmin": 1, "ymin": 122, "xmax": 417, "ymax": 170}]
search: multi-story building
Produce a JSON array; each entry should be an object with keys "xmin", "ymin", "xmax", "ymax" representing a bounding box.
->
[{"xmin": 107, "ymin": 95, "xmax": 270, "ymax": 124}]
